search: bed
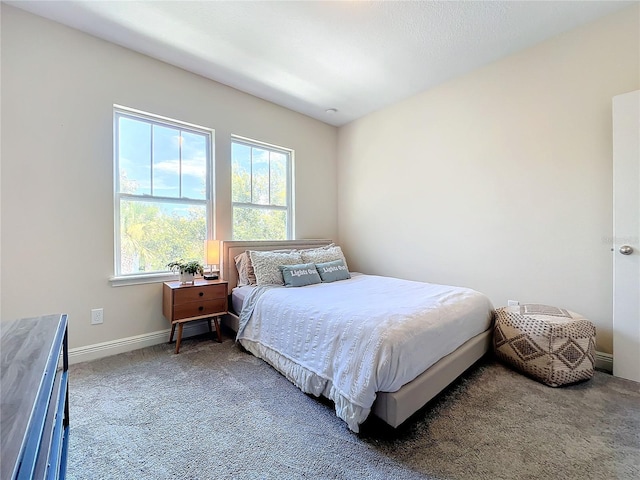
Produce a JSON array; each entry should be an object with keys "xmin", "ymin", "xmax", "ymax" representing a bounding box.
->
[{"xmin": 220, "ymin": 239, "xmax": 494, "ymax": 432}]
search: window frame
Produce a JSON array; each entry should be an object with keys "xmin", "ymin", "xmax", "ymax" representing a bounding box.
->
[
  {"xmin": 112, "ymin": 105, "xmax": 215, "ymax": 285},
  {"xmin": 231, "ymin": 135, "xmax": 294, "ymax": 241}
]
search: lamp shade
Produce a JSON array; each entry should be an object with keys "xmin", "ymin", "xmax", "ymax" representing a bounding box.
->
[{"xmin": 205, "ymin": 240, "xmax": 220, "ymax": 266}]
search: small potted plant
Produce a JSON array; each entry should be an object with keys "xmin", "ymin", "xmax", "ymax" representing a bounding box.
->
[{"xmin": 167, "ymin": 260, "xmax": 204, "ymax": 285}]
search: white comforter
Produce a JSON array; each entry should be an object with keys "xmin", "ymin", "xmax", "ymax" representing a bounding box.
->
[{"xmin": 236, "ymin": 274, "xmax": 493, "ymax": 432}]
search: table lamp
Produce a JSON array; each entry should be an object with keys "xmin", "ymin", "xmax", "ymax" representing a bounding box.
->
[{"xmin": 204, "ymin": 239, "xmax": 220, "ymax": 280}]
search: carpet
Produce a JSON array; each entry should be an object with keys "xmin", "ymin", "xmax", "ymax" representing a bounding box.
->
[{"xmin": 66, "ymin": 332, "xmax": 640, "ymax": 479}]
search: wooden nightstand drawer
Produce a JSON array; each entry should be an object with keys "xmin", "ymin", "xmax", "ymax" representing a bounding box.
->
[
  {"xmin": 173, "ymin": 298, "xmax": 227, "ymax": 320},
  {"xmin": 173, "ymin": 283, "xmax": 226, "ymax": 305}
]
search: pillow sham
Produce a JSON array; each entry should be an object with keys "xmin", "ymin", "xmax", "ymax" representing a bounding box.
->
[
  {"xmin": 249, "ymin": 250, "xmax": 303, "ymax": 285},
  {"xmin": 280, "ymin": 263, "xmax": 322, "ymax": 287},
  {"xmin": 234, "ymin": 252, "xmax": 254, "ymax": 287},
  {"xmin": 297, "ymin": 243, "xmax": 335, "ymax": 254},
  {"xmin": 316, "ymin": 259, "xmax": 351, "ymax": 283},
  {"xmin": 300, "ymin": 245, "xmax": 348, "ymax": 269}
]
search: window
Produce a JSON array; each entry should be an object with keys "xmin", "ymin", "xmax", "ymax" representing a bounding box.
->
[
  {"xmin": 114, "ymin": 106, "xmax": 213, "ymax": 277},
  {"xmin": 231, "ymin": 136, "xmax": 293, "ymax": 240}
]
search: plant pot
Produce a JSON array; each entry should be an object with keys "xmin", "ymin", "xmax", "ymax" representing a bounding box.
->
[{"xmin": 180, "ymin": 272, "xmax": 195, "ymax": 284}]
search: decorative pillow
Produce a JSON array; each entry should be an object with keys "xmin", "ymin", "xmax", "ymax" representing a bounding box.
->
[
  {"xmin": 300, "ymin": 245, "xmax": 348, "ymax": 269},
  {"xmin": 316, "ymin": 259, "xmax": 351, "ymax": 283},
  {"xmin": 280, "ymin": 263, "xmax": 322, "ymax": 287},
  {"xmin": 236, "ymin": 249, "xmax": 294, "ymax": 286},
  {"xmin": 249, "ymin": 250, "xmax": 303, "ymax": 285}
]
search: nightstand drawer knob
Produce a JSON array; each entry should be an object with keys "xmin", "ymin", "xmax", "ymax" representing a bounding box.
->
[
  {"xmin": 199, "ymin": 291, "xmax": 204, "ymax": 297},
  {"xmin": 198, "ymin": 306, "xmax": 204, "ymax": 311}
]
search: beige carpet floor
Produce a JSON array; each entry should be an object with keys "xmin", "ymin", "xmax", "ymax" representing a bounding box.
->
[{"xmin": 66, "ymin": 331, "xmax": 640, "ymax": 480}]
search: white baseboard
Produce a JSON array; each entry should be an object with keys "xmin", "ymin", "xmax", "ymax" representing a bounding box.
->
[
  {"xmin": 68, "ymin": 322, "xmax": 212, "ymax": 365},
  {"xmin": 70, "ymin": 327, "xmax": 616, "ymax": 374},
  {"xmin": 595, "ymin": 351, "xmax": 613, "ymax": 373}
]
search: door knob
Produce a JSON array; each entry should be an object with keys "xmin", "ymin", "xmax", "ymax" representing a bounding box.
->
[{"xmin": 620, "ymin": 245, "xmax": 634, "ymax": 255}]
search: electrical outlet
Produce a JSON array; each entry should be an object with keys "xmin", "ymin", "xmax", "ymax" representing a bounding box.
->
[
  {"xmin": 507, "ymin": 300, "xmax": 519, "ymax": 307},
  {"xmin": 91, "ymin": 308, "xmax": 104, "ymax": 325}
]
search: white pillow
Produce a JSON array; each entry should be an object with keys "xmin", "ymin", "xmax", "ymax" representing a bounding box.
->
[
  {"xmin": 249, "ymin": 250, "xmax": 304, "ymax": 285},
  {"xmin": 300, "ymin": 245, "xmax": 348, "ymax": 269}
]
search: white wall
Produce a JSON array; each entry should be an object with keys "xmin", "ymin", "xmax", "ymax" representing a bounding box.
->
[
  {"xmin": 0, "ymin": 5, "xmax": 338, "ymax": 350},
  {"xmin": 3, "ymin": 4, "xmax": 637, "ymax": 357},
  {"xmin": 337, "ymin": 5, "xmax": 639, "ymax": 353}
]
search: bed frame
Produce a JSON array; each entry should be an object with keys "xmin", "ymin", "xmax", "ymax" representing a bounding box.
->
[{"xmin": 220, "ymin": 239, "xmax": 492, "ymax": 428}]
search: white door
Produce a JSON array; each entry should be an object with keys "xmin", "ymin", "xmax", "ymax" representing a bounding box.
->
[{"xmin": 612, "ymin": 90, "xmax": 640, "ymax": 383}]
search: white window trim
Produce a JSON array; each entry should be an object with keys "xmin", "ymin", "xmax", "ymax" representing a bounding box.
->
[
  {"xmin": 111, "ymin": 105, "xmax": 215, "ymax": 286},
  {"xmin": 231, "ymin": 135, "xmax": 294, "ymax": 240}
]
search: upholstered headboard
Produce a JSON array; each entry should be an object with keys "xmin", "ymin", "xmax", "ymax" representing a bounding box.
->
[{"xmin": 221, "ymin": 239, "xmax": 334, "ymax": 294}]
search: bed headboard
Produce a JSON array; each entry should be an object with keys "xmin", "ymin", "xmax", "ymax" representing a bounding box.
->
[{"xmin": 221, "ymin": 239, "xmax": 334, "ymax": 294}]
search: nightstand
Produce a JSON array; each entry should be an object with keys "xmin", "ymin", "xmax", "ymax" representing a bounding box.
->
[{"xmin": 162, "ymin": 279, "xmax": 228, "ymax": 353}]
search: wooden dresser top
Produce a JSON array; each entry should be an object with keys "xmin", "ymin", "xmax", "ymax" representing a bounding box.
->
[{"xmin": 0, "ymin": 314, "xmax": 67, "ymax": 480}]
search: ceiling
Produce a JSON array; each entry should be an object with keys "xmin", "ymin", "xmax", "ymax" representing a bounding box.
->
[{"xmin": 7, "ymin": 0, "xmax": 635, "ymax": 126}]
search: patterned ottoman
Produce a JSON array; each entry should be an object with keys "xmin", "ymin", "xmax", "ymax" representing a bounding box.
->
[{"xmin": 493, "ymin": 304, "xmax": 596, "ymax": 387}]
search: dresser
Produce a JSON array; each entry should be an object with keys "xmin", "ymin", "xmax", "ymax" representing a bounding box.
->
[
  {"xmin": 162, "ymin": 279, "xmax": 228, "ymax": 353},
  {"xmin": 0, "ymin": 314, "xmax": 70, "ymax": 480}
]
